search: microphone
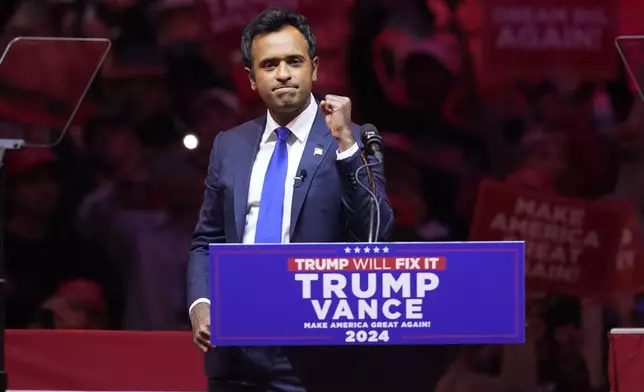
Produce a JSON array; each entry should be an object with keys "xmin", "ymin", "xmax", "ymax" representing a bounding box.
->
[
  {"xmin": 360, "ymin": 123, "xmax": 384, "ymax": 163},
  {"xmin": 294, "ymin": 169, "xmax": 307, "ymax": 182},
  {"xmin": 356, "ymin": 123, "xmax": 384, "ymax": 243}
]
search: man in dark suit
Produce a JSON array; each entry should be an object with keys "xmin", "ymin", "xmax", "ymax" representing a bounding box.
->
[{"xmin": 187, "ymin": 7, "xmax": 393, "ymax": 392}]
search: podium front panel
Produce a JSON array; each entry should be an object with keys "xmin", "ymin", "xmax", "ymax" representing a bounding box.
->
[
  {"xmin": 209, "ymin": 241, "xmax": 525, "ymax": 346},
  {"xmin": 609, "ymin": 328, "xmax": 644, "ymax": 392}
]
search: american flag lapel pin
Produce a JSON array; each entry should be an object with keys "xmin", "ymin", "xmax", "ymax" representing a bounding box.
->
[{"xmin": 314, "ymin": 147, "xmax": 323, "ymax": 156}]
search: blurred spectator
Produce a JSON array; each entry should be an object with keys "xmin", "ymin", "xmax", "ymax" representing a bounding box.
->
[
  {"xmin": 150, "ymin": 0, "xmax": 224, "ymax": 78},
  {"xmin": 189, "ymin": 88, "xmax": 241, "ymax": 170},
  {"xmin": 537, "ymin": 321, "xmax": 591, "ymax": 392},
  {"xmin": 77, "ymin": 113, "xmax": 159, "ymax": 328},
  {"xmin": 151, "ymin": 0, "xmax": 203, "ymax": 46},
  {"xmin": 77, "ymin": 112, "xmax": 152, "ymax": 225},
  {"xmin": 536, "ymin": 296, "xmax": 591, "ymax": 392},
  {"xmin": 434, "ymin": 345, "xmax": 506, "ymax": 392},
  {"xmin": 4, "ymin": 148, "xmax": 102, "ymax": 328},
  {"xmin": 28, "ymin": 278, "xmax": 107, "ymax": 329},
  {"xmin": 100, "ymin": 71, "xmax": 171, "ymax": 125},
  {"xmin": 382, "ymin": 132, "xmax": 429, "ymax": 240},
  {"xmin": 505, "ymin": 126, "xmax": 568, "ymax": 193},
  {"xmin": 2, "ymin": 1, "xmax": 54, "ymax": 43},
  {"xmin": 82, "ymin": 113, "xmax": 145, "ymax": 184},
  {"xmin": 121, "ymin": 153, "xmax": 201, "ymax": 330},
  {"xmin": 550, "ymin": 324, "xmax": 591, "ymax": 392}
]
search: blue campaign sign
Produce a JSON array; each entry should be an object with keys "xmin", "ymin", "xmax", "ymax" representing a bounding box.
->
[{"xmin": 210, "ymin": 241, "xmax": 525, "ymax": 346}]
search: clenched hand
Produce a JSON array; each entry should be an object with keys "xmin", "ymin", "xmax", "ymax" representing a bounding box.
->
[{"xmin": 320, "ymin": 94, "xmax": 355, "ymax": 152}]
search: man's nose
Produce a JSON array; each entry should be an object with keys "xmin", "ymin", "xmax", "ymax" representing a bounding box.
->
[{"xmin": 276, "ymin": 62, "xmax": 291, "ymax": 82}]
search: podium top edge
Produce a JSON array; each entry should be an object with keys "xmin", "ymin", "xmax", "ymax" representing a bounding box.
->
[
  {"xmin": 610, "ymin": 328, "xmax": 644, "ymax": 335},
  {"xmin": 208, "ymin": 241, "xmax": 527, "ymax": 246}
]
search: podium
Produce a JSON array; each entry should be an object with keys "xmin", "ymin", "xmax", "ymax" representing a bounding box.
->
[
  {"xmin": 209, "ymin": 241, "xmax": 525, "ymax": 389},
  {"xmin": 608, "ymin": 328, "xmax": 644, "ymax": 392}
]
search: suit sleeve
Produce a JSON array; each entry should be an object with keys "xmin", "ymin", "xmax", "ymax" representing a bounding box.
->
[
  {"xmin": 335, "ymin": 127, "xmax": 394, "ymax": 242},
  {"xmin": 187, "ymin": 133, "xmax": 226, "ymax": 311}
]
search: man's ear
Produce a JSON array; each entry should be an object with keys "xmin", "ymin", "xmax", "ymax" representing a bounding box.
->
[
  {"xmin": 311, "ymin": 56, "xmax": 319, "ymax": 82},
  {"xmin": 244, "ymin": 67, "xmax": 257, "ymax": 91}
]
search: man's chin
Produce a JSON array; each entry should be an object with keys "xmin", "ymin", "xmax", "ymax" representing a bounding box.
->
[{"xmin": 273, "ymin": 99, "xmax": 302, "ymax": 112}]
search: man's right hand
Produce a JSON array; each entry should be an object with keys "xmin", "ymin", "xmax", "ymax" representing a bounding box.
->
[{"xmin": 190, "ymin": 302, "xmax": 213, "ymax": 352}]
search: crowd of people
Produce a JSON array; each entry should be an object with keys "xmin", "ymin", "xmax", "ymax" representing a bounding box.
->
[{"xmin": 0, "ymin": 0, "xmax": 642, "ymax": 391}]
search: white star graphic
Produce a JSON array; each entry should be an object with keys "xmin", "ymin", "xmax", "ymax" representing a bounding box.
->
[
  {"xmin": 344, "ymin": 247, "xmax": 351, "ymax": 254},
  {"xmin": 382, "ymin": 246, "xmax": 390, "ymax": 253},
  {"xmin": 373, "ymin": 247, "xmax": 380, "ymax": 253},
  {"xmin": 363, "ymin": 246, "xmax": 371, "ymax": 253},
  {"xmin": 353, "ymin": 247, "xmax": 361, "ymax": 253}
]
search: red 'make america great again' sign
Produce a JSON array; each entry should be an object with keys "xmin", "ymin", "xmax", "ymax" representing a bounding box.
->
[{"xmin": 469, "ymin": 180, "xmax": 643, "ymax": 298}]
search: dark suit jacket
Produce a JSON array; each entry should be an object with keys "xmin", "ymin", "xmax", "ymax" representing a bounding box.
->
[{"xmin": 186, "ymin": 108, "xmax": 393, "ymax": 385}]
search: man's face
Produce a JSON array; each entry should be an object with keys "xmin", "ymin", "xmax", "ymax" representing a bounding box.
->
[{"xmin": 246, "ymin": 26, "xmax": 318, "ymax": 113}]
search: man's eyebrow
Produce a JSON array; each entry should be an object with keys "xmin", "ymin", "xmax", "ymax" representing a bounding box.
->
[{"xmin": 259, "ymin": 54, "xmax": 306, "ymax": 64}]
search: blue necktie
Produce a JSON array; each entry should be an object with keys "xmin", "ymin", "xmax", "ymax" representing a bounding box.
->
[{"xmin": 254, "ymin": 127, "xmax": 291, "ymax": 243}]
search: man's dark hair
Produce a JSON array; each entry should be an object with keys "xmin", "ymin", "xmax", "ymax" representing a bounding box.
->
[{"xmin": 241, "ymin": 8, "xmax": 316, "ymax": 72}]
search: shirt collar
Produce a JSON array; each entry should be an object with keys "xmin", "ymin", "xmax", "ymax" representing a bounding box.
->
[{"xmin": 263, "ymin": 94, "xmax": 318, "ymax": 144}]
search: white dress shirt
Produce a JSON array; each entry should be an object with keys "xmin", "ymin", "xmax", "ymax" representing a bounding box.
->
[{"xmin": 189, "ymin": 95, "xmax": 359, "ymax": 314}]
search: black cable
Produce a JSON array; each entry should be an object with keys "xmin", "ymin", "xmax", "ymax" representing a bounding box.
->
[{"xmin": 354, "ymin": 162, "xmax": 382, "ymax": 243}]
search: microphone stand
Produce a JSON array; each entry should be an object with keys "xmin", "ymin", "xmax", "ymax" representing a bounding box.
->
[
  {"xmin": 367, "ymin": 197, "xmax": 376, "ymax": 243},
  {"xmin": 0, "ymin": 138, "xmax": 23, "ymax": 392}
]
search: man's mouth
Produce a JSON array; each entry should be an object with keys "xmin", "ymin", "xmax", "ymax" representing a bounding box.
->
[{"xmin": 274, "ymin": 86, "xmax": 297, "ymax": 91}]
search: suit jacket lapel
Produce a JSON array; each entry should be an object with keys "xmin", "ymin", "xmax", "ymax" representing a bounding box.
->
[
  {"xmin": 233, "ymin": 116, "xmax": 264, "ymax": 242},
  {"xmin": 290, "ymin": 110, "xmax": 333, "ymax": 238}
]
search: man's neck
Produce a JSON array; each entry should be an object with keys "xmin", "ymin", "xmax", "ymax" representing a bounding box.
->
[
  {"xmin": 269, "ymin": 95, "xmax": 311, "ymax": 127},
  {"xmin": 7, "ymin": 214, "xmax": 51, "ymax": 241}
]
